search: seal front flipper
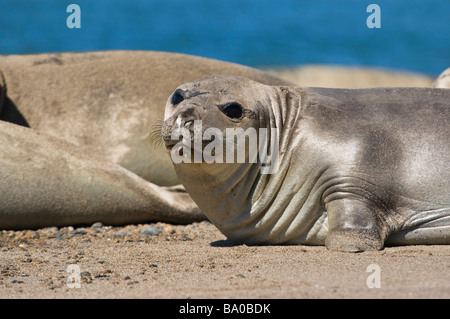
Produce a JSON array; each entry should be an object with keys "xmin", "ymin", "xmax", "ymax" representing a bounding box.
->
[{"xmin": 325, "ymin": 198, "xmax": 386, "ymax": 252}]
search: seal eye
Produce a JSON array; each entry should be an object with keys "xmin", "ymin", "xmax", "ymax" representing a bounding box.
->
[
  {"xmin": 171, "ymin": 90, "xmax": 184, "ymax": 106},
  {"xmin": 221, "ymin": 102, "xmax": 243, "ymax": 119}
]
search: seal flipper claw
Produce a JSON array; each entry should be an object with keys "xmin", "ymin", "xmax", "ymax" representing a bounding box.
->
[
  {"xmin": 325, "ymin": 229, "xmax": 384, "ymax": 252},
  {"xmin": 325, "ymin": 198, "xmax": 386, "ymax": 252}
]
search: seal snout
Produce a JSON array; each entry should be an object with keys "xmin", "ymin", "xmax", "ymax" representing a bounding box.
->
[
  {"xmin": 161, "ymin": 107, "xmax": 202, "ymax": 151},
  {"xmin": 162, "ymin": 134, "xmax": 182, "ymax": 150},
  {"xmin": 184, "ymin": 119, "xmax": 195, "ymax": 129}
]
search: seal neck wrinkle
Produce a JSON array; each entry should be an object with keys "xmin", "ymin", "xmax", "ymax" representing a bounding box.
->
[{"xmin": 217, "ymin": 88, "xmax": 327, "ymax": 244}]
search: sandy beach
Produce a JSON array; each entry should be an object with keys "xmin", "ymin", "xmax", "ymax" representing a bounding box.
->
[{"xmin": 1, "ymin": 221, "xmax": 449, "ymax": 299}]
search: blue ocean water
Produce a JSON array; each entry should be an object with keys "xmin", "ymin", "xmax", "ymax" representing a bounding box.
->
[{"xmin": 0, "ymin": 0, "xmax": 449, "ymax": 76}]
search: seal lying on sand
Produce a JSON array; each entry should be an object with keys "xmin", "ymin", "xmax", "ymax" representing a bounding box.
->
[
  {"xmin": 162, "ymin": 75, "xmax": 450, "ymax": 252},
  {"xmin": 0, "ymin": 51, "xmax": 291, "ymax": 229}
]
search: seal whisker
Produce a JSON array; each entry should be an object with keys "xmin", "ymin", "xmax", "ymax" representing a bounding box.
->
[{"xmin": 148, "ymin": 120, "xmax": 165, "ymax": 148}]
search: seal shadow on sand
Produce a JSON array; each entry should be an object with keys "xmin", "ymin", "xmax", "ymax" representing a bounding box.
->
[{"xmin": 0, "ymin": 96, "xmax": 29, "ymax": 127}]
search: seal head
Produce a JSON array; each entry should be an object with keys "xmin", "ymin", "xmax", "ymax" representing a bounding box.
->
[{"xmin": 162, "ymin": 75, "xmax": 328, "ymax": 246}]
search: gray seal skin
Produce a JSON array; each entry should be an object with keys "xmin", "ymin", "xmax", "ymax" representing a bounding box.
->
[
  {"xmin": 0, "ymin": 51, "xmax": 291, "ymax": 229},
  {"xmin": 162, "ymin": 75, "xmax": 450, "ymax": 252},
  {"xmin": 434, "ymin": 67, "xmax": 450, "ymax": 88}
]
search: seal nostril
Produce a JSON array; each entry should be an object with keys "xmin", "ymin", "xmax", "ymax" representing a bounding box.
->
[{"xmin": 184, "ymin": 120, "xmax": 194, "ymax": 128}]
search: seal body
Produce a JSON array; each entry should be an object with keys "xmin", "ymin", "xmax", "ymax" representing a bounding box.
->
[{"xmin": 162, "ymin": 75, "xmax": 450, "ymax": 252}]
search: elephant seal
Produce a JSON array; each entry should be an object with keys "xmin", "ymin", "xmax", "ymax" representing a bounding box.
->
[
  {"xmin": 434, "ymin": 67, "xmax": 450, "ymax": 88},
  {"xmin": 161, "ymin": 75, "xmax": 450, "ymax": 252},
  {"xmin": 269, "ymin": 65, "xmax": 434, "ymax": 88}
]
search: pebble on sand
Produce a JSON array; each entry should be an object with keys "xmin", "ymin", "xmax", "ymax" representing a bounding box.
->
[
  {"xmin": 140, "ymin": 225, "xmax": 162, "ymax": 236},
  {"xmin": 91, "ymin": 222, "xmax": 104, "ymax": 228},
  {"xmin": 71, "ymin": 229, "xmax": 87, "ymax": 235}
]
